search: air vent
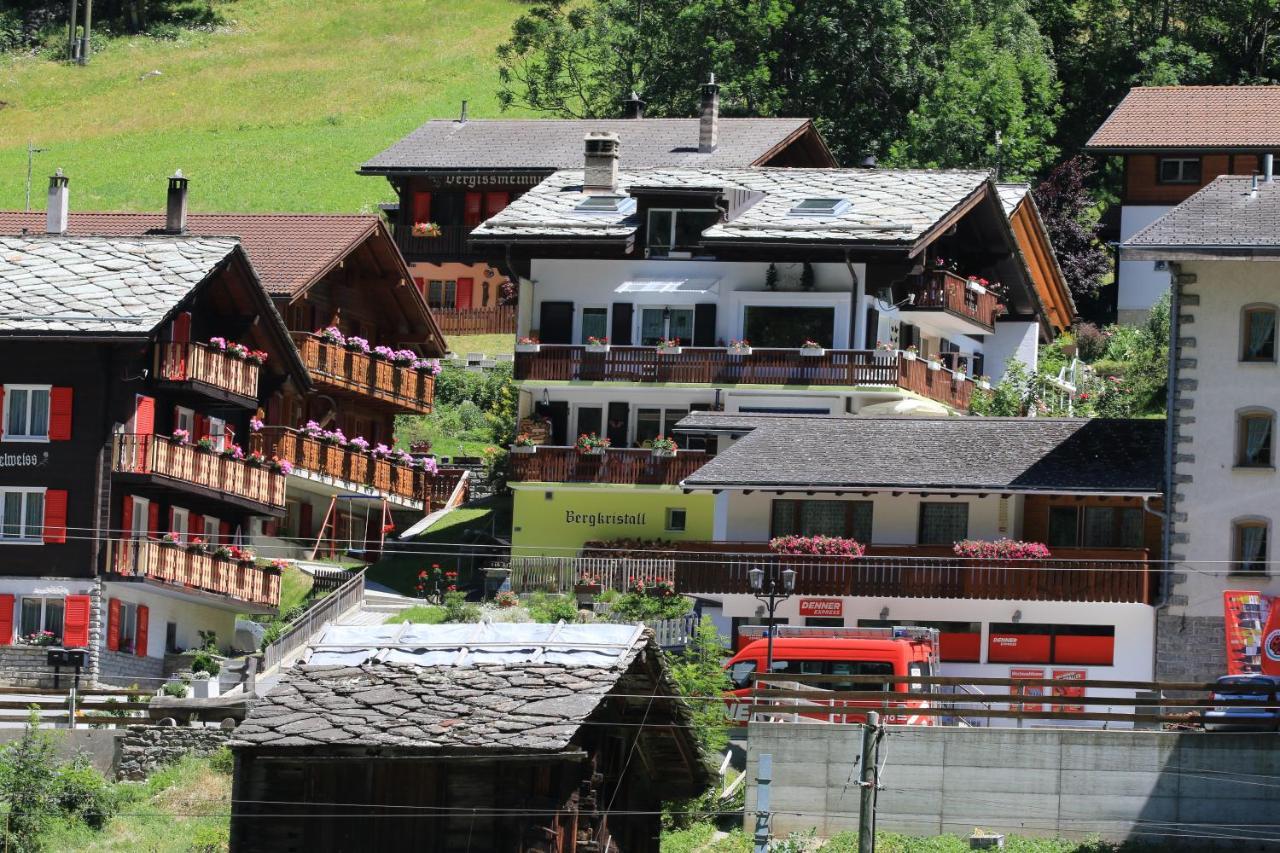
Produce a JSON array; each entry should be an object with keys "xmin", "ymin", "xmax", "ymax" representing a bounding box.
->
[
  {"xmin": 575, "ymin": 195, "xmax": 635, "ymax": 214},
  {"xmin": 789, "ymin": 198, "xmax": 851, "ymax": 217}
]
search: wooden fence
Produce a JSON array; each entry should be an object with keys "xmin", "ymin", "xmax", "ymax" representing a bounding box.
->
[
  {"xmin": 0, "ymin": 685, "xmax": 152, "ymax": 728},
  {"xmin": 434, "ymin": 306, "xmax": 517, "ymax": 336}
]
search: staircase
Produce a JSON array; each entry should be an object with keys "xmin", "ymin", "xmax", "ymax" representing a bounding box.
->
[{"xmin": 337, "ymin": 588, "xmax": 420, "ymax": 626}]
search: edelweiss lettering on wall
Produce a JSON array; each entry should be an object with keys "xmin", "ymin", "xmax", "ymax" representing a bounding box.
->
[
  {"xmin": 0, "ymin": 451, "xmax": 47, "ymax": 468},
  {"xmin": 564, "ymin": 510, "xmax": 647, "ymax": 527}
]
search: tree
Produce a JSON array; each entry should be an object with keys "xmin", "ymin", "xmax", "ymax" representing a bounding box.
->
[
  {"xmin": 663, "ymin": 616, "xmax": 731, "ymax": 829},
  {"xmin": 1033, "ymin": 155, "xmax": 1111, "ymax": 303},
  {"xmin": 0, "ymin": 709, "xmax": 58, "ymax": 852}
]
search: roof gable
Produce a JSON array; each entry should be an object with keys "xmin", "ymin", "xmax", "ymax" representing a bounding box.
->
[
  {"xmin": 1086, "ymin": 86, "xmax": 1280, "ymax": 152},
  {"xmin": 1124, "ymin": 175, "xmax": 1280, "ymax": 254}
]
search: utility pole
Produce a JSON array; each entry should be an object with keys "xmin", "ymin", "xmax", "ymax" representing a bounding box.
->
[
  {"xmin": 858, "ymin": 711, "xmax": 880, "ymax": 853},
  {"xmin": 78, "ymin": 0, "xmax": 93, "ymax": 64},
  {"xmin": 752, "ymin": 753, "xmax": 772, "ymax": 853},
  {"xmin": 25, "ymin": 145, "xmax": 48, "ymax": 211},
  {"xmin": 67, "ymin": 0, "xmax": 78, "ymax": 62}
]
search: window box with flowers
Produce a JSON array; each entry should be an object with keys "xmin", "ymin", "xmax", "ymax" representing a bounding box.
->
[
  {"xmin": 574, "ymin": 573, "xmax": 603, "ymax": 597},
  {"xmin": 648, "ymin": 436, "xmax": 678, "ymax": 458},
  {"xmin": 411, "ymin": 222, "xmax": 442, "ymax": 239},
  {"xmin": 769, "ymin": 535, "xmax": 866, "ymax": 557},
  {"xmin": 195, "ymin": 436, "xmax": 217, "ymax": 453},
  {"xmin": 728, "ymin": 339, "xmax": 752, "ymax": 356},
  {"xmin": 953, "ymin": 369, "xmax": 968, "ymax": 384},
  {"xmin": 515, "ymin": 337, "xmax": 541, "ymax": 354},
  {"xmin": 799, "ymin": 340, "xmax": 826, "ymax": 357},
  {"xmin": 344, "ymin": 335, "xmax": 371, "ymax": 355},
  {"xmin": 575, "ymin": 433, "xmax": 611, "ymax": 456},
  {"xmin": 495, "ymin": 590, "xmax": 520, "ymax": 609},
  {"xmin": 511, "ymin": 434, "xmax": 538, "ymax": 455},
  {"xmin": 976, "ymin": 376, "xmax": 992, "ymax": 391},
  {"xmin": 953, "ymin": 539, "xmax": 1051, "ymax": 560},
  {"xmin": 318, "ymin": 326, "xmax": 345, "ymax": 346},
  {"xmin": 171, "ymin": 428, "xmax": 190, "ymax": 445},
  {"xmin": 19, "ymin": 630, "xmax": 60, "ymax": 647},
  {"xmin": 657, "ymin": 338, "xmax": 683, "ymax": 355},
  {"xmin": 585, "ymin": 336, "xmax": 610, "ymax": 353},
  {"xmin": 903, "ymin": 345, "xmax": 918, "ymax": 362},
  {"xmin": 267, "ymin": 457, "xmax": 293, "ymax": 475},
  {"xmin": 926, "ymin": 358, "xmax": 942, "ymax": 372}
]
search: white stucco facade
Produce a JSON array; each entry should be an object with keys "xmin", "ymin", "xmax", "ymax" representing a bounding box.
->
[{"xmin": 1117, "ymin": 205, "xmax": 1175, "ymax": 323}]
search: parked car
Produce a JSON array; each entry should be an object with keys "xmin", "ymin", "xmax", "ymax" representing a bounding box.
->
[{"xmin": 1203, "ymin": 675, "xmax": 1280, "ymax": 731}]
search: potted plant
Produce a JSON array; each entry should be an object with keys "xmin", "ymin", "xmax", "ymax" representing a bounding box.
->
[
  {"xmin": 649, "ymin": 436, "xmax": 678, "ymax": 458},
  {"xmin": 494, "ymin": 590, "xmax": 520, "ymax": 609},
  {"xmin": 969, "ymin": 829, "xmax": 1005, "ymax": 850},
  {"xmin": 927, "ymin": 357, "xmax": 942, "ymax": 371},
  {"xmin": 411, "ymin": 222, "xmax": 442, "ymax": 239},
  {"xmin": 657, "ymin": 337, "xmax": 682, "ymax": 355},
  {"xmin": 799, "ymin": 339, "xmax": 825, "ymax": 357},
  {"xmin": 585, "ymin": 335, "xmax": 610, "ymax": 353},
  {"xmin": 160, "ymin": 532, "xmax": 180, "ymax": 547},
  {"xmin": 208, "ymin": 336, "xmax": 228, "ymax": 352},
  {"xmin": 267, "ymin": 456, "xmax": 293, "ymax": 474},
  {"xmin": 195, "ymin": 436, "xmax": 217, "ymax": 453},
  {"xmin": 189, "ymin": 670, "xmax": 220, "ymax": 699},
  {"xmin": 511, "ymin": 434, "xmax": 538, "ymax": 454},
  {"xmin": 171, "ymin": 428, "xmax": 190, "ymax": 445},
  {"xmin": 903, "ymin": 345, "xmax": 918, "ymax": 362},
  {"xmin": 226, "ymin": 342, "xmax": 250, "ymax": 360},
  {"xmin": 876, "ymin": 340, "xmax": 896, "ymax": 353},
  {"xmin": 954, "ymin": 368, "xmax": 968, "ymax": 383},
  {"xmin": 575, "ymin": 433, "xmax": 611, "ymax": 456},
  {"xmin": 516, "ymin": 336, "xmax": 541, "ymax": 354},
  {"xmin": 246, "ymin": 350, "xmax": 268, "ymax": 365},
  {"xmin": 413, "ymin": 357, "xmax": 442, "ymax": 375},
  {"xmin": 728, "ymin": 339, "xmax": 752, "ymax": 356},
  {"xmin": 976, "ymin": 375, "xmax": 992, "ymax": 391},
  {"xmin": 186, "ymin": 536, "xmax": 207, "ymax": 554},
  {"xmin": 317, "ymin": 326, "xmax": 344, "ymax": 346},
  {"xmin": 344, "ymin": 335, "xmax": 371, "ymax": 354}
]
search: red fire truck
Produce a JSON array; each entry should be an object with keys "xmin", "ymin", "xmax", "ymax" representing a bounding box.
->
[{"xmin": 723, "ymin": 626, "xmax": 941, "ymax": 726}]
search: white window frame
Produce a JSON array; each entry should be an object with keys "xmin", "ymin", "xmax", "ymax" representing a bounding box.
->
[
  {"xmin": 206, "ymin": 416, "xmax": 226, "ymax": 451},
  {"xmin": 0, "ymin": 487, "xmax": 47, "ymax": 543},
  {"xmin": 170, "ymin": 507, "xmax": 190, "ymax": 543},
  {"xmin": 3, "ymin": 384, "xmax": 52, "ymax": 443},
  {"xmin": 18, "ymin": 595, "xmax": 64, "ymax": 640},
  {"xmin": 174, "ymin": 406, "xmax": 194, "ymax": 436},
  {"xmin": 117, "ymin": 601, "xmax": 139, "ymax": 655},
  {"xmin": 579, "ymin": 306, "xmax": 610, "ymax": 345},
  {"xmin": 204, "ymin": 515, "xmax": 221, "ymax": 544},
  {"xmin": 129, "ymin": 496, "xmax": 150, "ymax": 540}
]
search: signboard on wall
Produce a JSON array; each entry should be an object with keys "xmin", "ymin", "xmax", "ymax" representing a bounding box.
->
[
  {"xmin": 1052, "ymin": 668, "xmax": 1087, "ymax": 714},
  {"xmin": 1009, "ymin": 667, "xmax": 1045, "ymax": 713},
  {"xmin": 1223, "ymin": 590, "xmax": 1273, "ymax": 675},
  {"xmin": 798, "ymin": 599, "xmax": 843, "ymax": 618}
]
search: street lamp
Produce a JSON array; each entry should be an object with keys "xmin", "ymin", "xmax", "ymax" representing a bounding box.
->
[{"xmin": 748, "ymin": 564, "xmax": 796, "ymax": 675}]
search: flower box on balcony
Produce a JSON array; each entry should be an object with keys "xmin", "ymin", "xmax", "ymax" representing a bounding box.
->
[
  {"xmin": 511, "ymin": 444, "xmax": 537, "ymax": 455},
  {"xmin": 658, "ymin": 346, "xmax": 683, "ymax": 356},
  {"xmin": 581, "ymin": 447, "xmax": 606, "ymax": 456},
  {"xmin": 728, "ymin": 346, "xmax": 753, "ymax": 356},
  {"xmin": 977, "ymin": 379, "xmax": 992, "ymax": 391},
  {"xmin": 585, "ymin": 344, "xmax": 610, "ymax": 354},
  {"xmin": 515, "ymin": 343, "xmax": 541, "ymax": 354},
  {"xmin": 799, "ymin": 345, "xmax": 826, "ymax": 357},
  {"xmin": 954, "ymin": 372, "xmax": 968, "ymax": 383},
  {"xmin": 651, "ymin": 448, "xmax": 677, "ymax": 458},
  {"xmin": 927, "ymin": 359, "xmax": 942, "ymax": 371},
  {"xmin": 903, "ymin": 350, "xmax": 918, "ymax": 361}
]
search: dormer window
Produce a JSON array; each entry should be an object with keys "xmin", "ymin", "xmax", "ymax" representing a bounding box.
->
[
  {"xmin": 575, "ymin": 195, "xmax": 635, "ymax": 214},
  {"xmin": 646, "ymin": 208, "xmax": 720, "ymax": 256},
  {"xmin": 789, "ymin": 198, "xmax": 851, "ymax": 217}
]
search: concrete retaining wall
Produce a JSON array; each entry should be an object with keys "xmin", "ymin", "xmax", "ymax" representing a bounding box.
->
[
  {"xmin": 116, "ymin": 725, "xmax": 232, "ymax": 781},
  {"xmin": 0, "ymin": 727, "xmax": 122, "ymax": 776},
  {"xmin": 747, "ymin": 723, "xmax": 1280, "ymax": 849}
]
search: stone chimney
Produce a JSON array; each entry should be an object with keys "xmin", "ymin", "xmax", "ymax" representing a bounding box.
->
[
  {"xmin": 46, "ymin": 170, "xmax": 69, "ymax": 235},
  {"xmin": 699, "ymin": 74, "xmax": 719, "ymax": 153},
  {"xmin": 165, "ymin": 170, "xmax": 189, "ymax": 234},
  {"xmin": 583, "ymin": 132, "xmax": 620, "ymax": 194},
  {"xmin": 622, "ymin": 91, "xmax": 646, "ymax": 120}
]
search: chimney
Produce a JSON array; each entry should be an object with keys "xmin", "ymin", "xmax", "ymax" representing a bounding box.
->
[
  {"xmin": 46, "ymin": 169, "xmax": 69, "ymax": 235},
  {"xmin": 699, "ymin": 74, "xmax": 719, "ymax": 153},
  {"xmin": 621, "ymin": 91, "xmax": 646, "ymax": 120},
  {"xmin": 1266, "ymin": 153, "xmax": 1275, "ymax": 183},
  {"xmin": 583, "ymin": 131, "xmax": 620, "ymax": 194},
  {"xmin": 165, "ymin": 170, "xmax": 189, "ymax": 234}
]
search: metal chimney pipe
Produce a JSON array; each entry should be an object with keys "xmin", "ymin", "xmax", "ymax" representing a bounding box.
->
[
  {"xmin": 621, "ymin": 91, "xmax": 646, "ymax": 120},
  {"xmin": 165, "ymin": 170, "xmax": 189, "ymax": 234},
  {"xmin": 699, "ymin": 74, "xmax": 720, "ymax": 153},
  {"xmin": 46, "ymin": 169, "xmax": 69, "ymax": 235},
  {"xmin": 1266, "ymin": 153, "xmax": 1274, "ymax": 183}
]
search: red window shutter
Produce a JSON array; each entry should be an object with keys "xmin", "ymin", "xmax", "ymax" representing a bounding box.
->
[
  {"xmin": 172, "ymin": 312, "xmax": 192, "ymax": 344},
  {"xmin": 121, "ymin": 495, "xmax": 134, "ymax": 539},
  {"xmin": 484, "ymin": 191, "xmax": 510, "ymax": 218},
  {"xmin": 464, "ymin": 192, "xmax": 483, "ymax": 228},
  {"xmin": 43, "ymin": 490, "xmax": 67, "ymax": 543},
  {"xmin": 194, "ymin": 414, "xmax": 208, "ymax": 442},
  {"xmin": 63, "ymin": 595, "xmax": 90, "ymax": 648},
  {"xmin": 135, "ymin": 605, "xmax": 149, "ymax": 658},
  {"xmin": 456, "ymin": 277, "xmax": 474, "ymax": 310},
  {"xmin": 106, "ymin": 598, "xmax": 120, "ymax": 652},
  {"xmin": 300, "ymin": 503, "xmax": 313, "ymax": 538},
  {"xmin": 148, "ymin": 502, "xmax": 160, "ymax": 539},
  {"xmin": 0, "ymin": 594, "xmax": 13, "ymax": 646},
  {"xmin": 224, "ymin": 424, "xmax": 235, "ymax": 451},
  {"xmin": 48, "ymin": 387, "xmax": 73, "ymax": 440},
  {"xmin": 134, "ymin": 395, "xmax": 155, "ymax": 436},
  {"xmin": 413, "ymin": 277, "xmax": 426, "ymax": 295},
  {"xmin": 190, "ymin": 515, "xmax": 204, "ymax": 537},
  {"xmin": 219, "ymin": 521, "xmax": 232, "ymax": 540},
  {"xmin": 0, "ymin": 386, "xmax": 5, "ymax": 438},
  {"xmin": 412, "ymin": 191, "xmax": 432, "ymax": 223}
]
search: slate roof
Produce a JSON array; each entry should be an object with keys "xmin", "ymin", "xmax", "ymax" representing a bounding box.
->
[
  {"xmin": 676, "ymin": 414, "xmax": 1165, "ymax": 494},
  {"xmin": 0, "ymin": 212, "xmax": 384, "ymax": 297},
  {"xmin": 1124, "ymin": 176, "xmax": 1280, "ymax": 253},
  {"xmin": 360, "ymin": 118, "xmax": 820, "ymax": 172},
  {"xmin": 231, "ymin": 624, "xmax": 705, "ymax": 764},
  {"xmin": 0, "ymin": 235, "xmax": 239, "ymax": 335},
  {"xmin": 471, "ymin": 167, "xmax": 991, "ymax": 247},
  {"xmin": 996, "ymin": 183, "xmax": 1029, "ymax": 215},
  {"xmin": 1086, "ymin": 86, "xmax": 1280, "ymax": 152}
]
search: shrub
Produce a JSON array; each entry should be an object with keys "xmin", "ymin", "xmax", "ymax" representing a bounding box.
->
[
  {"xmin": 190, "ymin": 650, "xmax": 220, "ymax": 677},
  {"xmin": 1073, "ymin": 322, "xmax": 1107, "ymax": 362},
  {"xmin": 54, "ymin": 756, "xmax": 114, "ymax": 830},
  {"xmin": 526, "ymin": 592, "xmax": 578, "ymax": 623},
  {"xmin": 442, "ymin": 591, "xmax": 480, "ymax": 623},
  {"xmin": 0, "ymin": 709, "xmax": 58, "ymax": 850},
  {"xmin": 208, "ymin": 747, "xmax": 234, "ymax": 776},
  {"xmin": 161, "ymin": 681, "xmax": 188, "ymax": 699},
  {"xmin": 608, "ymin": 591, "xmax": 693, "ymax": 622},
  {"xmin": 188, "ymin": 822, "xmax": 230, "ymax": 853}
]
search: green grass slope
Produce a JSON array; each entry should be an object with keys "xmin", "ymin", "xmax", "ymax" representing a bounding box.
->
[{"xmin": 0, "ymin": 0, "xmax": 526, "ymax": 212}]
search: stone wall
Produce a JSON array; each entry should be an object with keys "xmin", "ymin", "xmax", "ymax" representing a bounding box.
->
[
  {"xmin": 98, "ymin": 648, "xmax": 165, "ymax": 688},
  {"xmin": 1156, "ymin": 612, "xmax": 1226, "ymax": 684},
  {"xmin": 0, "ymin": 646, "xmax": 77, "ymax": 688},
  {"xmin": 116, "ymin": 725, "xmax": 233, "ymax": 781}
]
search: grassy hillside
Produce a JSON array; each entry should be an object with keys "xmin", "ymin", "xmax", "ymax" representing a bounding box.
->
[{"xmin": 0, "ymin": 0, "xmax": 526, "ymax": 212}]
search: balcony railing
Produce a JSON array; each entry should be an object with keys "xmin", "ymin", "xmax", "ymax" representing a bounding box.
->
[
  {"xmin": 433, "ymin": 306, "xmax": 517, "ymax": 336},
  {"xmin": 392, "ymin": 224, "xmax": 481, "ymax": 260},
  {"xmin": 511, "ymin": 544, "xmax": 1153, "ymax": 604},
  {"xmin": 509, "ymin": 446, "xmax": 709, "ymax": 486},
  {"xmin": 903, "ymin": 270, "xmax": 999, "ymax": 331},
  {"xmin": 112, "ymin": 537, "xmax": 280, "ymax": 609},
  {"xmin": 293, "ymin": 334, "xmax": 435, "ymax": 414},
  {"xmin": 113, "ymin": 434, "xmax": 287, "ymax": 511},
  {"xmin": 156, "ymin": 341, "xmax": 260, "ymax": 402},
  {"xmin": 516, "ymin": 346, "xmax": 974, "ymax": 410}
]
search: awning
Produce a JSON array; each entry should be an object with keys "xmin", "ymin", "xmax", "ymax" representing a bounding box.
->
[{"xmin": 614, "ymin": 277, "xmax": 720, "ymax": 294}]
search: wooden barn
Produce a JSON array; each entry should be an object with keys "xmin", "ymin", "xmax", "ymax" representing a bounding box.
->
[{"xmin": 228, "ymin": 623, "xmax": 712, "ymax": 852}]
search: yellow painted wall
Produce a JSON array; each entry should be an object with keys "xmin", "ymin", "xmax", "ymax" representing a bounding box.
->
[{"xmin": 511, "ymin": 486, "xmax": 715, "ymax": 554}]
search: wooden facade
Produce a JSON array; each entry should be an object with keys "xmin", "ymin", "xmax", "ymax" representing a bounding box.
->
[{"xmin": 1122, "ymin": 152, "xmax": 1262, "ymax": 206}]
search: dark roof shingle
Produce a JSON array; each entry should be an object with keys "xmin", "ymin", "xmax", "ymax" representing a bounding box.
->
[
  {"xmin": 1086, "ymin": 86, "xmax": 1280, "ymax": 151},
  {"xmin": 1124, "ymin": 176, "xmax": 1280, "ymax": 252},
  {"xmin": 677, "ymin": 414, "xmax": 1165, "ymax": 493}
]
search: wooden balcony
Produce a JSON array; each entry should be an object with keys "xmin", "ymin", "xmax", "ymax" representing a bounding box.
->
[
  {"xmin": 509, "ymin": 446, "xmax": 709, "ymax": 486},
  {"xmin": 433, "ymin": 306, "xmax": 517, "ymax": 336},
  {"xmin": 112, "ymin": 537, "xmax": 280, "ymax": 611},
  {"xmin": 516, "ymin": 346, "xmax": 974, "ymax": 410},
  {"xmin": 155, "ymin": 341, "xmax": 260, "ymax": 405},
  {"xmin": 293, "ymin": 334, "xmax": 435, "ymax": 414},
  {"xmin": 901, "ymin": 270, "xmax": 998, "ymax": 334},
  {"xmin": 113, "ymin": 434, "xmax": 287, "ymax": 513},
  {"xmin": 392, "ymin": 224, "xmax": 484, "ymax": 261}
]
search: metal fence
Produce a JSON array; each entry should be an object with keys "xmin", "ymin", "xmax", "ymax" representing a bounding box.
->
[{"xmin": 509, "ymin": 556, "xmax": 675, "ymax": 593}]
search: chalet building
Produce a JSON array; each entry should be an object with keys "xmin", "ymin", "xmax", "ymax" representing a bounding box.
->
[
  {"xmin": 472, "ymin": 135, "xmax": 1073, "ymax": 553},
  {"xmin": 229, "ymin": 623, "xmax": 710, "ymax": 852},
  {"xmin": 1086, "ymin": 85, "xmax": 1280, "ymax": 324},
  {"xmin": 663, "ymin": 413, "xmax": 1165, "ymax": 696},
  {"xmin": 1124, "ymin": 175, "xmax": 1280, "ymax": 682},
  {"xmin": 0, "ymin": 182, "xmax": 459, "ymax": 558},
  {"xmin": 0, "ymin": 204, "xmax": 310, "ymax": 685},
  {"xmin": 358, "ymin": 79, "xmax": 835, "ymax": 336}
]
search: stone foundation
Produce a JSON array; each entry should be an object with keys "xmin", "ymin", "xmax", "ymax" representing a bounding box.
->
[
  {"xmin": 98, "ymin": 649, "xmax": 165, "ymax": 688},
  {"xmin": 116, "ymin": 725, "xmax": 233, "ymax": 781},
  {"xmin": 0, "ymin": 646, "xmax": 80, "ymax": 688},
  {"xmin": 1155, "ymin": 611, "xmax": 1225, "ymax": 684}
]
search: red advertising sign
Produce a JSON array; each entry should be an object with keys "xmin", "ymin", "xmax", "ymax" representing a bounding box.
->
[
  {"xmin": 1010, "ymin": 667, "xmax": 1045, "ymax": 713},
  {"xmin": 987, "ymin": 632, "xmax": 1051, "ymax": 663},
  {"xmin": 1223, "ymin": 590, "xmax": 1273, "ymax": 675},
  {"xmin": 1052, "ymin": 668, "xmax": 1086, "ymax": 713},
  {"xmin": 798, "ymin": 599, "xmax": 843, "ymax": 618}
]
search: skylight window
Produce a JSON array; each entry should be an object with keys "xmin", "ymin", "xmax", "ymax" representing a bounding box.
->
[
  {"xmin": 575, "ymin": 195, "xmax": 636, "ymax": 214},
  {"xmin": 789, "ymin": 198, "xmax": 851, "ymax": 217}
]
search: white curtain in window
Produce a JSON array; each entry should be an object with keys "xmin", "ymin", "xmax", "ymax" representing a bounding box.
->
[
  {"xmin": 1246, "ymin": 417, "xmax": 1273, "ymax": 465},
  {"xmin": 7, "ymin": 390, "xmax": 26, "ymax": 435},
  {"xmin": 1240, "ymin": 524, "xmax": 1268, "ymax": 571},
  {"xmin": 1250, "ymin": 311, "xmax": 1276, "ymax": 359}
]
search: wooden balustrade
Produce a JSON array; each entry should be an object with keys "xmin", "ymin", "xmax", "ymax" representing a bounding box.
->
[
  {"xmin": 156, "ymin": 341, "xmax": 260, "ymax": 401},
  {"xmin": 112, "ymin": 538, "xmax": 281, "ymax": 609},
  {"xmin": 113, "ymin": 434, "xmax": 287, "ymax": 510},
  {"xmin": 434, "ymin": 306, "xmax": 517, "ymax": 336},
  {"xmin": 265, "ymin": 429, "xmax": 458, "ymax": 507},
  {"xmin": 906, "ymin": 270, "xmax": 999, "ymax": 330},
  {"xmin": 897, "ymin": 355, "xmax": 973, "ymax": 409},
  {"xmin": 293, "ymin": 334, "xmax": 435, "ymax": 413},
  {"xmin": 392, "ymin": 224, "xmax": 479, "ymax": 260},
  {"xmin": 509, "ymin": 447, "xmax": 709, "ymax": 485}
]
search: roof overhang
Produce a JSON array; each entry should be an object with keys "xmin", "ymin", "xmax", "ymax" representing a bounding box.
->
[
  {"xmin": 1122, "ymin": 246, "xmax": 1280, "ymax": 262},
  {"xmin": 678, "ymin": 482, "xmax": 1163, "ymax": 498},
  {"xmin": 1086, "ymin": 145, "xmax": 1280, "ymax": 155},
  {"xmin": 615, "ymin": 277, "xmax": 720, "ymax": 294}
]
